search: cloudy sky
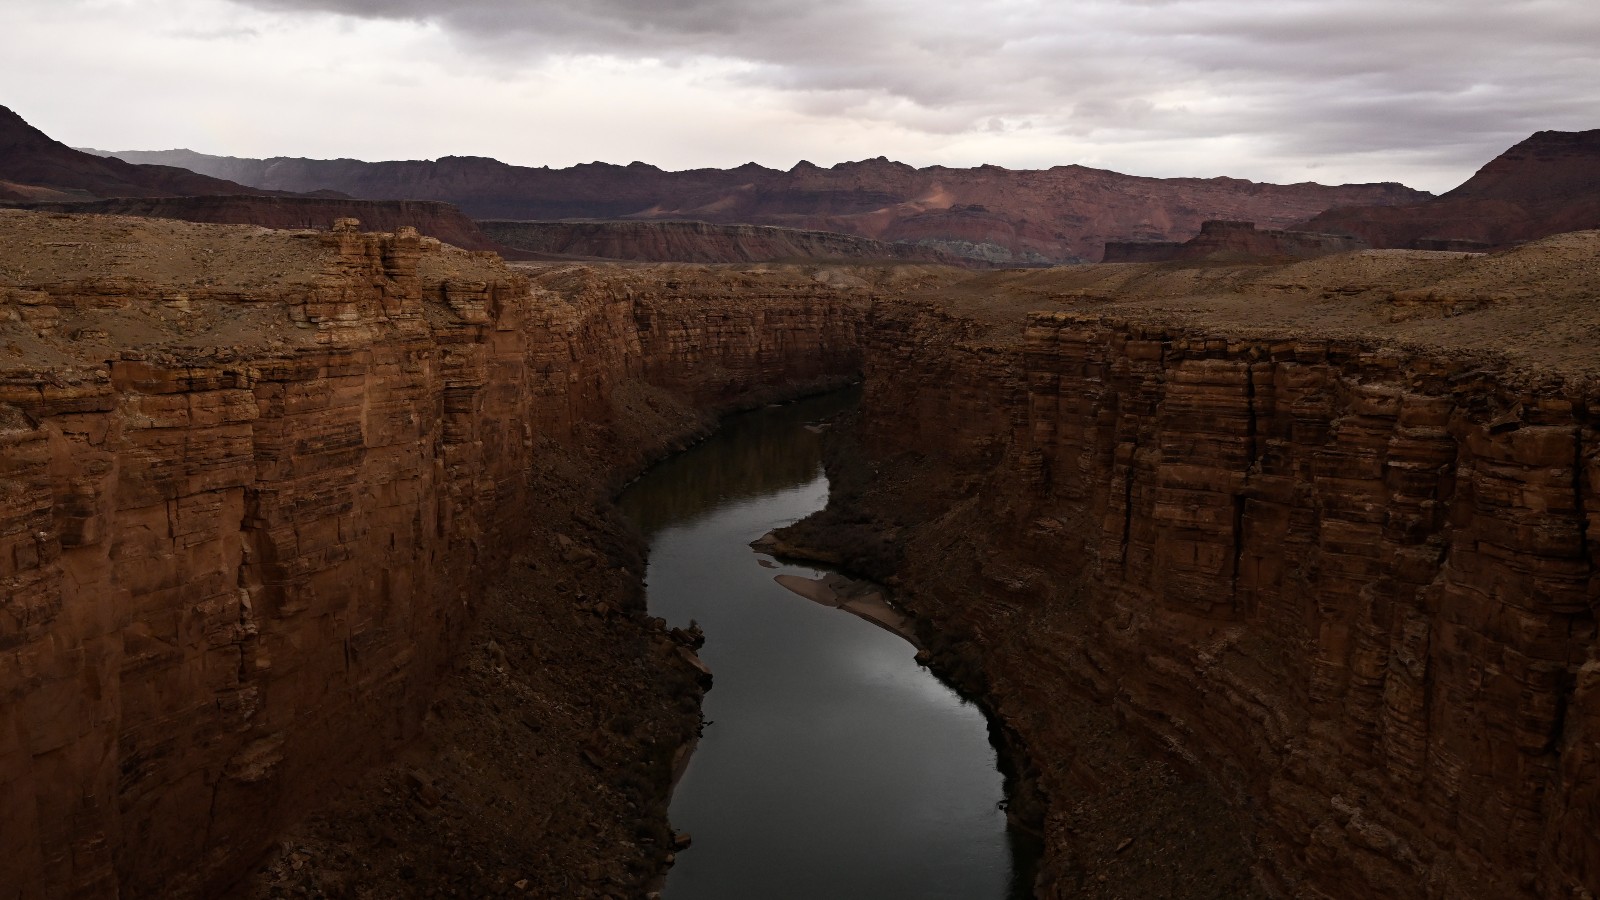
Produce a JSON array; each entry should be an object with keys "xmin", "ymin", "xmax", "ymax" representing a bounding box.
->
[{"xmin": 6, "ymin": 0, "xmax": 1598, "ymax": 192}]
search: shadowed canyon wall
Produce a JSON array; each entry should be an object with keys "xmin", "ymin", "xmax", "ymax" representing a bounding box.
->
[
  {"xmin": 826, "ymin": 242, "xmax": 1600, "ymax": 898},
  {"xmin": 0, "ymin": 211, "xmax": 868, "ymax": 899}
]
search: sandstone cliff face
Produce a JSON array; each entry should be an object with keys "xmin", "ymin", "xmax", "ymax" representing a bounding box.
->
[
  {"xmin": 822, "ymin": 238, "xmax": 1600, "ymax": 898},
  {"xmin": 0, "ymin": 210, "xmax": 869, "ymax": 899},
  {"xmin": 98, "ymin": 147, "xmax": 1428, "ymax": 264},
  {"xmin": 480, "ymin": 219, "xmax": 978, "ymax": 266}
]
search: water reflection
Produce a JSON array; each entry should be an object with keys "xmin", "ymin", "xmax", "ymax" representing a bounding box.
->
[
  {"xmin": 619, "ymin": 391, "xmax": 1028, "ymax": 900},
  {"xmin": 622, "ymin": 390, "xmax": 857, "ymax": 539}
]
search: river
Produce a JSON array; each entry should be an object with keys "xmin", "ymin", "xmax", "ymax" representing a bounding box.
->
[{"xmin": 618, "ymin": 391, "xmax": 1032, "ymax": 899}]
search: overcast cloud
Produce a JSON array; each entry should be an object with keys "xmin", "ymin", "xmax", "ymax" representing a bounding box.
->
[{"xmin": 5, "ymin": 0, "xmax": 1598, "ymax": 191}]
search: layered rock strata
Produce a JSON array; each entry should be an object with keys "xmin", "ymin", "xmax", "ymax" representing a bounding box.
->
[
  {"xmin": 480, "ymin": 218, "xmax": 978, "ymax": 266},
  {"xmin": 10, "ymin": 202, "xmax": 1600, "ymax": 899},
  {"xmin": 0, "ymin": 106, "xmax": 519, "ymax": 257},
  {"xmin": 1102, "ymin": 220, "xmax": 1369, "ymax": 263},
  {"xmin": 790, "ymin": 235, "xmax": 1600, "ymax": 898},
  {"xmin": 0, "ymin": 210, "xmax": 872, "ymax": 899},
  {"xmin": 95, "ymin": 146, "xmax": 1428, "ymax": 264}
]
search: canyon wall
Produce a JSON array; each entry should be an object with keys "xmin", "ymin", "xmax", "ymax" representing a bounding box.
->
[
  {"xmin": 821, "ymin": 239, "xmax": 1600, "ymax": 898},
  {"xmin": 10, "ymin": 203, "xmax": 1599, "ymax": 899},
  {"xmin": 0, "ymin": 210, "xmax": 869, "ymax": 899}
]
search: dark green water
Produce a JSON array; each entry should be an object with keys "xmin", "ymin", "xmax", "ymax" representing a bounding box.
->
[{"xmin": 619, "ymin": 392, "xmax": 1029, "ymax": 900}]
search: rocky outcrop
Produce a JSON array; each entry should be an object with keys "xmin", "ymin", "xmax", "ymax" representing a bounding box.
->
[
  {"xmin": 0, "ymin": 106, "xmax": 284, "ymax": 201},
  {"xmin": 0, "ymin": 210, "xmax": 871, "ymax": 899},
  {"xmin": 793, "ymin": 235, "xmax": 1600, "ymax": 898},
  {"xmin": 479, "ymin": 218, "xmax": 980, "ymax": 266},
  {"xmin": 1300, "ymin": 129, "xmax": 1600, "ymax": 250},
  {"xmin": 1103, "ymin": 220, "xmax": 1369, "ymax": 263},
  {"xmin": 94, "ymin": 147, "xmax": 1428, "ymax": 264},
  {"xmin": 10, "ymin": 196, "xmax": 504, "ymax": 253}
]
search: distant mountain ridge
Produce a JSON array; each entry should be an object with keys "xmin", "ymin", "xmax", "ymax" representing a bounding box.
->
[
  {"xmin": 0, "ymin": 105, "xmax": 525, "ymax": 252},
  {"xmin": 0, "ymin": 106, "xmax": 282, "ymax": 201},
  {"xmin": 92, "ymin": 146, "xmax": 1430, "ymax": 264},
  {"xmin": 0, "ymin": 104, "xmax": 961, "ymax": 266},
  {"xmin": 29, "ymin": 103, "xmax": 1600, "ymax": 263},
  {"xmin": 1299, "ymin": 129, "xmax": 1600, "ymax": 249}
]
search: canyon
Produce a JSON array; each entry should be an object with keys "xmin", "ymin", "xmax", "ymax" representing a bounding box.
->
[{"xmin": 5, "ymin": 212, "xmax": 1600, "ymax": 898}]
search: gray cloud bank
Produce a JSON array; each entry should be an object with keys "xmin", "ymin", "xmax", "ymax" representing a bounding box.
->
[{"xmin": 235, "ymin": 0, "xmax": 1600, "ymax": 183}]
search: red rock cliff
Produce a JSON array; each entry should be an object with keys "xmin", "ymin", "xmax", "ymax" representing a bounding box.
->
[
  {"xmin": 822, "ymin": 239, "xmax": 1600, "ymax": 898},
  {"xmin": 0, "ymin": 210, "xmax": 869, "ymax": 899}
]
